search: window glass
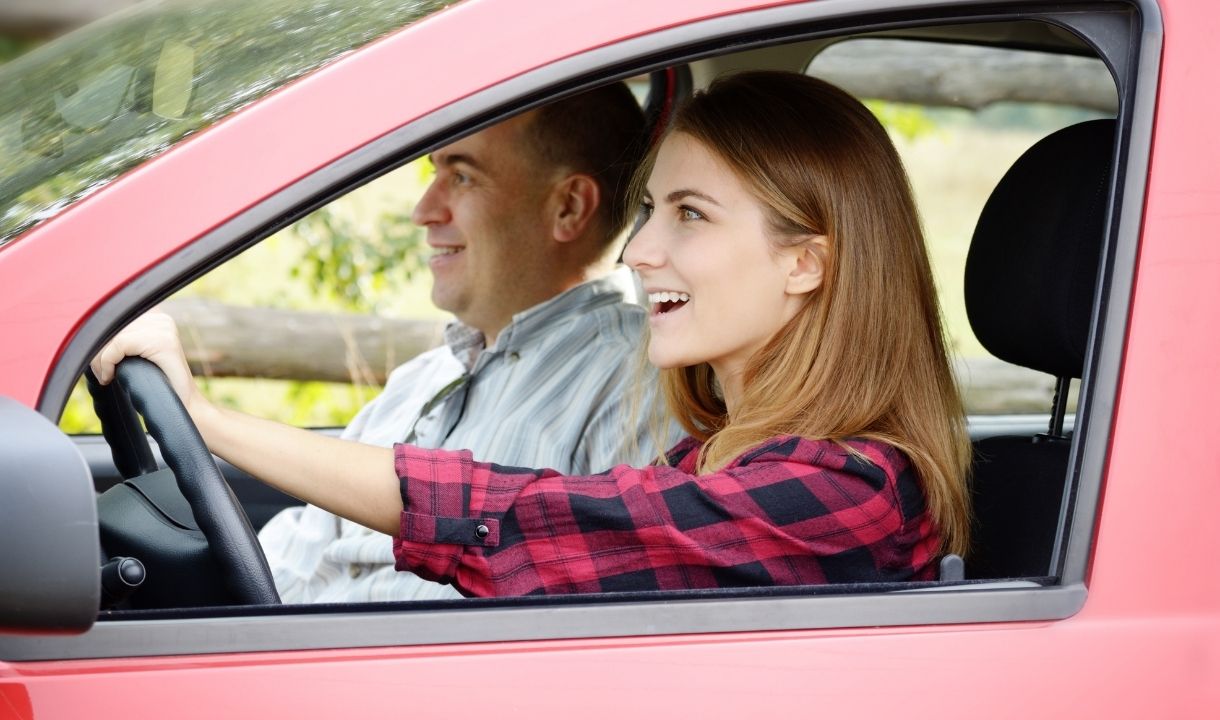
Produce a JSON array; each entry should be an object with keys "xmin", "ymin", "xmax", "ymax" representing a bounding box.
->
[
  {"xmin": 808, "ymin": 39, "xmax": 1115, "ymax": 415},
  {"xmin": 0, "ymin": 0, "xmax": 458, "ymax": 248}
]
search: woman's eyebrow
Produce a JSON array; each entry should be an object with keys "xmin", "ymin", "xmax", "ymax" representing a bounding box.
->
[{"xmin": 666, "ymin": 189, "xmax": 721, "ymax": 207}]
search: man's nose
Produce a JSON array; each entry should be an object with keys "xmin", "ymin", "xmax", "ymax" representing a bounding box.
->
[
  {"xmin": 410, "ymin": 179, "xmax": 448, "ymax": 226},
  {"xmin": 622, "ymin": 221, "xmax": 664, "ymax": 271}
]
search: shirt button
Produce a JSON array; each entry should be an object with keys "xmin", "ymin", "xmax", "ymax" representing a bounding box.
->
[
  {"xmin": 474, "ymin": 524, "xmax": 490, "ymax": 540},
  {"xmin": 509, "ymin": 352, "xmax": 520, "ymax": 362},
  {"xmin": 349, "ymin": 565, "xmax": 362, "ymax": 579}
]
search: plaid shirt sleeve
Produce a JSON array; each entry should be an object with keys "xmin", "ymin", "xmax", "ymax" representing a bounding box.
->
[{"xmin": 392, "ymin": 435, "xmax": 940, "ymax": 596}]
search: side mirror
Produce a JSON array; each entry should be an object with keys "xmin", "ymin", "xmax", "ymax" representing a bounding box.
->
[{"xmin": 0, "ymin": 397, "xmax": 99, "ymax": 636}]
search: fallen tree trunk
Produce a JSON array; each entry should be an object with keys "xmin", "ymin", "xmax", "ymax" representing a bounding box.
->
[
  {"xmin": 163, "ymin": 298, "xmax": 446, "ymax": 386},
  {"xmin": 811, "ymin": 39, "xmax": 1118, "ymax": 112},
  {"xmin": 165, "ymin": 299, "xmax": 1067, "ymax": 414},
  {"xmin": 953, "ymin": 358, "xmax": 1072, "ymax": 415}
]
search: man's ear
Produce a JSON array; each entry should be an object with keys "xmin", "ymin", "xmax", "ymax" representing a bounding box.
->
[
  {"xmin": 785, "ymin": 234, "xmax": 830, "ymax": 296},
  {"xmin": 550, "ymin": 173, "xmax": 601, "ymax": 243}
]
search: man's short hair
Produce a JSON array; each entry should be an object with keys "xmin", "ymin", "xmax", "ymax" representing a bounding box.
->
[{"xmin": 523, "ymin": 82, "xmax": 647, "ymax": 247}]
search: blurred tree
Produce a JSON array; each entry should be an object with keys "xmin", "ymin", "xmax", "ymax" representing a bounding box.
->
[
  {"xmin": 865, "ymin": 99, "xmax": 938, "ymax": 141},
  {"xmin": 292, "ymin": 206, "xmax": 427, "ymax": 314},
  {"xmin": 0, "ymin": 35, "xmax": 36, "ymax": 63}
]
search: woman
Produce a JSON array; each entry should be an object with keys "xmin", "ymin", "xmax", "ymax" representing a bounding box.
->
[{"xmin": 92, "ymin": 71, "xmax": 970, "ymax": 596}]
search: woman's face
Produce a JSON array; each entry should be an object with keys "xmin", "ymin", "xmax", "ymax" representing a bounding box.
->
[{"xmin": 623, "ymin": 133, "xmax": 818, "ymax": 396}]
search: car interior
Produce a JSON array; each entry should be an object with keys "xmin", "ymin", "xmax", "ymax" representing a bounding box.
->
[{"xmin": 71, "ymin": 14, "xmax": 1124, "ymax": 619}]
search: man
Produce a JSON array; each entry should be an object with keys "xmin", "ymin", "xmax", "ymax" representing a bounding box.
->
[{"xmin": 259, "ymin": 82, "xmax": 665, "ymax": 602}]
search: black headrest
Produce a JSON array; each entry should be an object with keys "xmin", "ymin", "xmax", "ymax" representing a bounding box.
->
[{"xmin": 964, "ymin": 119, "xmax": 1115, "ymax": 379}]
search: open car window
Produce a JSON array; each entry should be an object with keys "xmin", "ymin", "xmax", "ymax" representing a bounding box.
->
[{"xmin": 58, "ymin": 73, "xmax": 658, "ymax": 437}]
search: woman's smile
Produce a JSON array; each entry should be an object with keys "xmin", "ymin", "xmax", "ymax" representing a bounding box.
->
[{"xmin": 646, "ymin": 290, "xmax": 691, "ymax": 320}]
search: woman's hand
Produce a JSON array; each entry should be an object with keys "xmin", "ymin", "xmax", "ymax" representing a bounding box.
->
[
  {"xmin": 90, "ymin": 311, "xmax": 209, "ymax": 419},
  {"xmin": 90, "ymin": 310, "xmax": 402, "ymax": 534}
]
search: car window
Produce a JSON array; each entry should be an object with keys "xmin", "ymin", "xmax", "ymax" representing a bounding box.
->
[
  {"xmin": 58, "ymin": 78, "xmax": 654, "ymax": 434},
  {"xmin": 0, "ymin": 0, "xmax": 459, "ymax": 249},
  {"xmin": 808, "ymin": 38, "xmax": 1115, "ymax": 419},
  {"xmin": 60, "ymin": 158, "xmax": 441, "ymax": 434}
]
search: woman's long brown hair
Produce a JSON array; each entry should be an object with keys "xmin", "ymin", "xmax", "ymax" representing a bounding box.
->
[{"xmin": 635, "ymin": 71, "xmax": 971, "ymax": 556}]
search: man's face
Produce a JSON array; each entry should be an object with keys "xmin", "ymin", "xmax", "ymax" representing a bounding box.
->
[{"xmin": 411, "ymin": 115, "xmax": 556, "ymax": 338}]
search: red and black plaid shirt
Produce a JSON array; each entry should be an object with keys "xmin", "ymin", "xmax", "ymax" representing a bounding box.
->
[{"xmin": 392, "ymin": 435, "xmax": 939, "ymax": 596}]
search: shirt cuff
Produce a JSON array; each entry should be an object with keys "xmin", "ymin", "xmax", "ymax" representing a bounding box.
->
[{"xmin": 392, "ymin": 444, "xmax": 500, "ymax": 585}]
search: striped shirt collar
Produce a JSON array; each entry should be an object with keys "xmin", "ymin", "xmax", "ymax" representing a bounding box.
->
[{"xmin": 442, "ymin": 266, "xmax": 640, "ymax": 372}]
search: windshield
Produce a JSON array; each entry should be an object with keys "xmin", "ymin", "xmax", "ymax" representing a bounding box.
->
[{"xmin": 0, "ymin": 0, "xmax": 458, "ymax": 248}]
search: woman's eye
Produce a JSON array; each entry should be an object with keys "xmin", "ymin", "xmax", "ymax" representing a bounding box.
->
[
  {"xmin": 679, "ymin": 206, "xmax": 705, "ymax": 222},
  {"xmin": 638, "ymin": 201, "xmax": 654, "ymax": 221}
]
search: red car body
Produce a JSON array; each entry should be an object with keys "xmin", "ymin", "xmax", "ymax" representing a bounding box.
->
[{"xmin": 2, "ymin": 0, "xmax": 1218, "ymax": 716}]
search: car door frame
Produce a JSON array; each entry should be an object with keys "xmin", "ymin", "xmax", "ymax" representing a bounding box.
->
[{"xmin": 1, "ymin": 0, "xmax": 1161, "ymax": 662}]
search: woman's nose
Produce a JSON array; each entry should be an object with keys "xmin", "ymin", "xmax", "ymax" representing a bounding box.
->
[
  {"xmin": 623, "ymin": 219, "xmax": 664, "ymax": 271},
  {"xmin": 410, "ymin": 179, "xmax": 449, "ymax": 226}
]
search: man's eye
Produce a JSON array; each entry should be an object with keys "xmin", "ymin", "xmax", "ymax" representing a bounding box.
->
[{"xmin": 453, "ymin": 172, "xmax": 470, "ymax": 185}]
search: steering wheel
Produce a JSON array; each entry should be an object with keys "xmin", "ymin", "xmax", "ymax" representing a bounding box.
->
[{"xmin": 88, "ymin": 357, "xmax": 280, "ymax": 605}]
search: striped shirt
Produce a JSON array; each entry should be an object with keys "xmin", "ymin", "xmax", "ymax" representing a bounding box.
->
[{"xmin": 259, "ymin": 268, "xmax": 671, "ymax": 602}]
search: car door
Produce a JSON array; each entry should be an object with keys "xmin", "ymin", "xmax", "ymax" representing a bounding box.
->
[{"xmin": 7, "ymin": 0, "xmax": 1217, "ymax": 717}]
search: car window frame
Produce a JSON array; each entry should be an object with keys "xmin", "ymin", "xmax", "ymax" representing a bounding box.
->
[{"xmin": 6, "ymin": 0, "xmax": 1160, "ymax": 662}]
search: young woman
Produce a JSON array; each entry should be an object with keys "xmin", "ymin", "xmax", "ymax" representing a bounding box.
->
[{"xmin": 92, "ymin": 71, "xmax": 971, "ymax": 596}]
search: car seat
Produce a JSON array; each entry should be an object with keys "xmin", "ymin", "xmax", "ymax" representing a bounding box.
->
[{"xmin": 960, "ymin": 118, "xmax": 1116, "ymax": 579}]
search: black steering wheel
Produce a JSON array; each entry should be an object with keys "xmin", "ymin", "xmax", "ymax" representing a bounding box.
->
[{"xmin": 88, "ymin": 357, "xmax": 280, "ymax": 605}]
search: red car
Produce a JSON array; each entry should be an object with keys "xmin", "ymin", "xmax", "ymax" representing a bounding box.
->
[{"xmin": 3, "ymin": 0, "xmax": 1216, "ymax": 716}]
